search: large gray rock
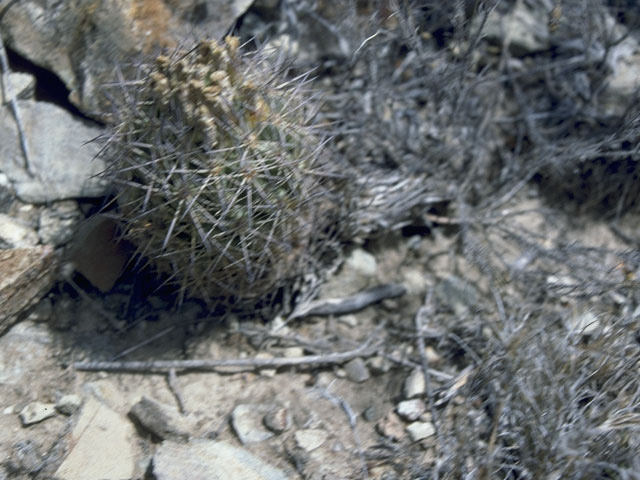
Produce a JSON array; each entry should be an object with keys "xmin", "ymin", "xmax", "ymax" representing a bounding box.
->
[
  {"xmin": 153, "ymin": 439, "xmax": 290, "ymax": 480},
  {"xmin": 0, "ymin": 101, "xmax": 106, "ymax": 203},
  {"xmin": 0, "ymin": 0, "xmax": 152, "ymax": 113},
  {"xmin": 0, "ymin": 0, "xmax": 254, "ymax": 114}
]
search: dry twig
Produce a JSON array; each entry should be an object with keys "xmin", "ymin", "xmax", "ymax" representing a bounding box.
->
[
  {"xmin": 288, "ymin": 283, "xmax": 406, "ymax": 320},
  {"xmin": 0, "ymin": 34, "xmax": 34, "ymax": 177},
  {"xmin": 73, "ymin": 339, "xmax": 381, "ymax": 373}
]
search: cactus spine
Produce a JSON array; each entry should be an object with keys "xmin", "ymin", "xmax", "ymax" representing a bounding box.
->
[{"xmin": 100, "ymin": 37, "xmax": 343, "ymax": 304}]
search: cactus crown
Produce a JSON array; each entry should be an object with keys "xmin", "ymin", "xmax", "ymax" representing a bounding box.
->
[{"xmin": 101, "ymin": 36, "xmax": 343, "ymax": 305}]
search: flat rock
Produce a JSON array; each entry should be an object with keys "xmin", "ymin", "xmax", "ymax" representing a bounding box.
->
[
  {"xmin": 153, "ymin": 439, "xmax": 290, "ymax": 480},
  {"xmin": 54, "ymin": 396, "xmax": 139, "ymax": 480},
  {"xmin": 19, "ymin": 401, "xmax": 56, "ymax": 426},
  {"xmin": 0, "ymin": 101, "xmax": 106, "ymax": 203}
]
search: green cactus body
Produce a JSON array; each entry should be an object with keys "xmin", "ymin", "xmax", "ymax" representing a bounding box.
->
[{"xmin": 101, "ymin": 37, "xmax": 341, "ymax": 303}]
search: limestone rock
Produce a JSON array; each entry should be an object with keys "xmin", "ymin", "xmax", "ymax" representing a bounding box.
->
[
  {"xmin": 0, "ymin": 101, "xmax": 106, "ymax": 203},
  {"xmin": 406, "ymin": 421, "xmax": 436, "ymax": 442},
  {"xmin": 54, "ymin": 397, "xmax": 139, "ymax": 480},
  {"xmin": 152, "ymin": 439, "xmax": 290, "ymax": 480},
  {"xmin": 19, "ymin": 401, "xmax": 56, "ymax": 426}
]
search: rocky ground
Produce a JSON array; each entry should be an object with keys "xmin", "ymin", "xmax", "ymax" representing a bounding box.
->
[{"xmin": 1, "ymin": 1, "xmax": 640, "ymax": 479}]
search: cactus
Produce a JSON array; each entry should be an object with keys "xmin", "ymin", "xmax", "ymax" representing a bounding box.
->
[{"xmin": 99, "ymin": 36, "xmax": 344, "ymax": 304}]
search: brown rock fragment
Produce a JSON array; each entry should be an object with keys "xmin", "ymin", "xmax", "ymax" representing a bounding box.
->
[{"xmin": 0, "ymin": 245, "xmax": 58, "ymax": 336}]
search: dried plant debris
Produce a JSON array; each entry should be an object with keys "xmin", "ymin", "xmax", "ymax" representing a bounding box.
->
[
  {"xmin": 422, "ymin": 305, "xmax": 640, "ymax": 479},
  {"xmin": 229, "ymin": 2, "xmax": 640, "ymax": 478}
]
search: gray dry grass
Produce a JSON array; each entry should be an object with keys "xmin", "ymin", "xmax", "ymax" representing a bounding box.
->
[{"xmin": 250, "ymin": 1, "xmax": 640, "ymax": 478}]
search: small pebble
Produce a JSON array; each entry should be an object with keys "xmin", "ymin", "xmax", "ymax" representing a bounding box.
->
[
  {"xmin": 255, "ymin": 352, "xmax": 276, "ymax": 377},
  {"xmin": 55, "ymin": 394, "xmax": 82, "ymax": 416},
  {"xmin": 263, "ymin": 407, "xmax": 291, "ymax": 434},
  {"xmin": 424, "ymin": 346, "xmax": 441, "ymax": 363},
  {"xmin": 406, "ymin": 421, "xmax": 436, "ymax": 442},
  {"xmin": 294, "ymin": 429, "xmax": 328, "ymax": 452},
  {"xmin": 404, "ymin": 368, "xmax": 426, "ymax": 399},
  {"xmin": 362, "ymin": 405, "xmax": 377, "ymax": 422},
  {"xmin": 283, "ymin": 347, "xmax": 304, "ymax": 358},
  {"xmin": 19, "ymin": 402, "xmax": 56, "ymax": 426},
  {"xmin": 338, "ymin": 315, "xmax": 358, "ymax": 327},
  {"xmin": 344, "ymin": 357, "xmax": 370, "ymax": 383},
  {"xmin": 368, "ymin": 355, "xmax": 391, "ymax": 374},
  {"xmin": 129, "ymin": 396, "xmax": 191, "ymax": 441},
  {"xmin": 396, "ymin": 399, "xmax": 426, "ymax": 422},
  {"xmin": 231, "ymin": 404, "xmax": 275, "ymax": 444}
]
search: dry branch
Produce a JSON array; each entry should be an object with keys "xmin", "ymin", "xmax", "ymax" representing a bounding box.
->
[{"xmin": 73, "ymin": 340, "xmax": 380, "ymax": 373}]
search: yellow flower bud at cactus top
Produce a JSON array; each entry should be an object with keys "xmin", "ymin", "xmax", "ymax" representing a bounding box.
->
[{"xmin": 100, "ymin": 37, "xmax": 346, "ymax": 305}]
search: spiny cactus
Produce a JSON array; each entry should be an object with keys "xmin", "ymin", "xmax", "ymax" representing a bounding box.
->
[{"xmin": 100, "ymin": 36, "xmax": 345, "ymax": 304}]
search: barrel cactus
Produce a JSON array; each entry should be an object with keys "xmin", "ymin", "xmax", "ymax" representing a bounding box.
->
[{"xmin": 99, "ymin": 36, "xmax": 345, "ymax": 304}]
